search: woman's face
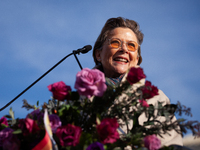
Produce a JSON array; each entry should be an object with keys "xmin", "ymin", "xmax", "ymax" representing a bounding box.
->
[{"xmin": 96, "ymin": 27, "xmax": 139, "ymax": 78}]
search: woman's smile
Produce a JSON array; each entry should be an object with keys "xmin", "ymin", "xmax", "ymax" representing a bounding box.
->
[{"xmin": 113, "ymin": 56, "xmax": 129, "ymax": 63}]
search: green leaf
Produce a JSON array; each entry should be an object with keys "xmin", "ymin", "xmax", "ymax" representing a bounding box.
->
[
  {"xmin": 113, "ymin": 147, "xmax": 122, "ymax": 150},
  {"xmin": 11, "ymin": 119, "xmax": 16, "ymax": 126},
  {"xmin": 143, "ymin": 121, "xmax": 154, "ymax": 126},
  {"xmin": 65, "ymin": 146, "xmax": 71, "ymax": 150},
  {"xmin": 177, "ymin": 118, "xmax": 186, "ymax": 122},
  {"xmin": 137, "ymin": 147, "xmax": 148, "ymax": 150},
  {"xmin": 57, "ymin": 105, "xmax": 70, "ymax": 116},
  {"xmin": 104, "ymin": 145, "xmax": 108, "ymax": 150},
  {"xmin": 1, "ymin": 123, "xmax": 8, "ymax": 129},
  {"xmin": 96, "ymin": 116, "xmax": 101, "ymax": 125},
  {"xmin": 164, "ymin": 104, "xmax": 177, "ymax": 115},
  {"xmin": 12, "ymin": 129, "xmax": 22, "ymax": 134},
  {"xmin": 37, "ymin": 101, "xmax": 39, "ymax": 106},
  {"xmin": 9, "ymin": 107, "xmax": 15, "ymax": 120}
]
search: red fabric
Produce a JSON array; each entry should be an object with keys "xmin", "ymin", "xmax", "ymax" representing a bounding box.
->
[{"xmin": 32, "ymin": 130, "xmax": 52, "ymax": 150}]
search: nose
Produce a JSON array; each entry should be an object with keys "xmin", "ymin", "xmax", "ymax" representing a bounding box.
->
[{"xmin": 120, "ymin": 42, "xmax": 129, "ymax": 53}]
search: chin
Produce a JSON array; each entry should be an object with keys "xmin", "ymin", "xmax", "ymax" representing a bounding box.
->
[
  {"xmin": 115, "ymin": 67, "xmax": 128, "ymax": 73},
  {"xmin": 113, "ymin": 69, "xmax": 127, "ymax": 76},
  {"xmin": 105, "ymin": 66, "xmax": 128, "ymax": 77}
]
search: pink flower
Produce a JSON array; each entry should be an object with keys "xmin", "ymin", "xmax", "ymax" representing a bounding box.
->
[
  {"xmin": 127, "ymin": 67, "xmax": 146, "ymax": 85},
  {"xmin": 96, "ymin": 118, "xmax": 119, "ymax": 144},
  {"xmin": 142, "ymin": 81, "xmax": 159, "ymax": 99},
  {"xmin": 0, "ymin": 128, "xmax": 20, "ymax": 149},
  {"xmin": 56, "ymin": 124, "xmax": 82, "ymax": 147},
  {"xmin": 144, "ymin": 134, "xmax": 161, "ymax": 150},
  {"xmin": 18, "ymin": 118, "xmax": 40, "ymax": 136},
  {"xmin": 74, "ymin": 68, "xmax": 107, "ymax": 98},
  {"xmin": 48, "ymin": 81, "xmax": 71, "ymax": 101},
  {"xmin": 0, "ymin": 116, "xmax": 8, "ymax": 126},
  {"xmin": 49, "ymin": 114, "xmax": 61, "ymax": 133},
  {"xmin": 139, "ymin": 99, "xmax": 149, "ymax": 108}
]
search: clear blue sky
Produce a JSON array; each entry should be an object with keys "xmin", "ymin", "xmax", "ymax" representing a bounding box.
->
[{"xmin": 0, "ymin": 1, "xmax": 200, "ymax": 135}]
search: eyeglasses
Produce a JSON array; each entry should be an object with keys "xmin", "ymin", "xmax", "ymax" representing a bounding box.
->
[{"xmin": 108, "ymin": 38, "xmax": 139, "ymax": 52}]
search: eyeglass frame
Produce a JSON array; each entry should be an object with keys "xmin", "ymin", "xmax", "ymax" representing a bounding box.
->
[{"xmin": 107, "ymin": 38, "xmax": 140, "ymax": 52}]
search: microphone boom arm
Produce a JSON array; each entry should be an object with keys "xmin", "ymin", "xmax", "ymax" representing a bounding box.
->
[
  {"xmin": 0, "ymin": 45, "xmax": 92, "ymax": 111},
  {"xmin": 0, "ymin": 52, "xmax": 73, "ymax": 112}
]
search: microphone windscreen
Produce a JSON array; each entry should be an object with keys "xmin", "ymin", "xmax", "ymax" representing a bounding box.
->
[
  {"xmin": 82, "ymin": 45, "xmax": 92, "ymax": 54},
  {"xmin": 84, "ymin": 45, "xmax": 92, "ymax": 50}
]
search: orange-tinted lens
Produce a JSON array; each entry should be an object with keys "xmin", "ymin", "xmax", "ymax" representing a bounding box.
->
[
  {"xmin": 127, "ymin": 41, "xmax": 138, "ymax": 52},
  {"xmin": 110, "ymin": 39, "xmax": 120, "ymax": 48}
]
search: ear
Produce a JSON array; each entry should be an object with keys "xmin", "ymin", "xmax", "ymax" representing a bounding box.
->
[
  {"xmin": 95, "ymin": 49, "xmax": 101, "ymax": 62},
  {"xmin": 132, "ymin": 54, "xmax": 139, "ymax": 67},
  {"xmin": 136, "ymin": 55, "xmax": 139, "ymax": 64}
]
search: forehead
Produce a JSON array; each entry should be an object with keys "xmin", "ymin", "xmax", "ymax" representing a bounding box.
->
[{"xmin": 107, "ymin": 27, "xmax": 138, "ymax": 42}]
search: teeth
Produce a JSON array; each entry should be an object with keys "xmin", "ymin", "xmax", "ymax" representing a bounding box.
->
[{"xmin": 114, "ymin": 58, "xmax": 128, "ymax": 62}]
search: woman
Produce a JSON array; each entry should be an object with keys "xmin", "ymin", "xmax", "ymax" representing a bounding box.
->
[{"xmin": 92, "ymin": 17, "xmax": 183, "ymax": 147}]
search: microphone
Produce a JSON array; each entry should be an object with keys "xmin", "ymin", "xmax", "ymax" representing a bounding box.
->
[
  {"xmin": 73, "ymin": 45, "xmax": 92, "ymax": 70},
  {"xmin": 74, "ymin": 45, "xmax": 92, "ymax": 54}
]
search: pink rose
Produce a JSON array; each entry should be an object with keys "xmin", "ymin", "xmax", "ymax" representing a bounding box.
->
[
  {"xmin": 96, "ymin": 118, "xmax": 119, "ymax": 144},
  {"xmin": 18, "ymin": 118, "xmax": 40, "ymax": 136},
  {"xmin": 142, "ymin": 81, "xmax": 159, "ymax": 99},
  {"xmin": 0, "ymin": 116, "xmax": 8, "ymax": 126},
  {"xmin": 49, "ymin": 114, "xmax": 61, "ymax": 133},
  {"xmin": 48, "ymin": 81, "xmax": 71, "ymax": 101},
  {"xmin": 56, "ymin": 124, "xmax": 82, "ymax": 147},
  {"xmin": 127, "ymin": 67, "xmax": 146, "ymax": 85},
  {"xmin": 0, "ymin": 128, "xmax": 20, "ymax": 150},
  {"xmin": 139, "ymin": 99, "xmax": 149, "ymax": 108},
  {"xmin": 74, "ymin": 68, "xmax": 107, "ymax": 98},
  {"xmin": 144, "ymin": 134, "xmax": 161, "ymax": 150}
]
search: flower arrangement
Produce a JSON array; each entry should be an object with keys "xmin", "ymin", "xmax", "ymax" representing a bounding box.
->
[{"xmin": 0, "ymin": 67, "xmax": 200, "ymax": 150}]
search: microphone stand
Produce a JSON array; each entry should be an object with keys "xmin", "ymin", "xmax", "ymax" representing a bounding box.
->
[
  {"xmin": 0, "ymin": 48, "xmax": 86, "ymax": 111},
  {"xmin": 73, "ymin": 50, "xmax": 83, "ymax": 70}
]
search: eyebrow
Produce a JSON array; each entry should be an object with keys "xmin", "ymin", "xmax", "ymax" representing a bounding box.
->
[{"xmin": 109, "ymin": 37, "xmax": 138, "ymax": 43}]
